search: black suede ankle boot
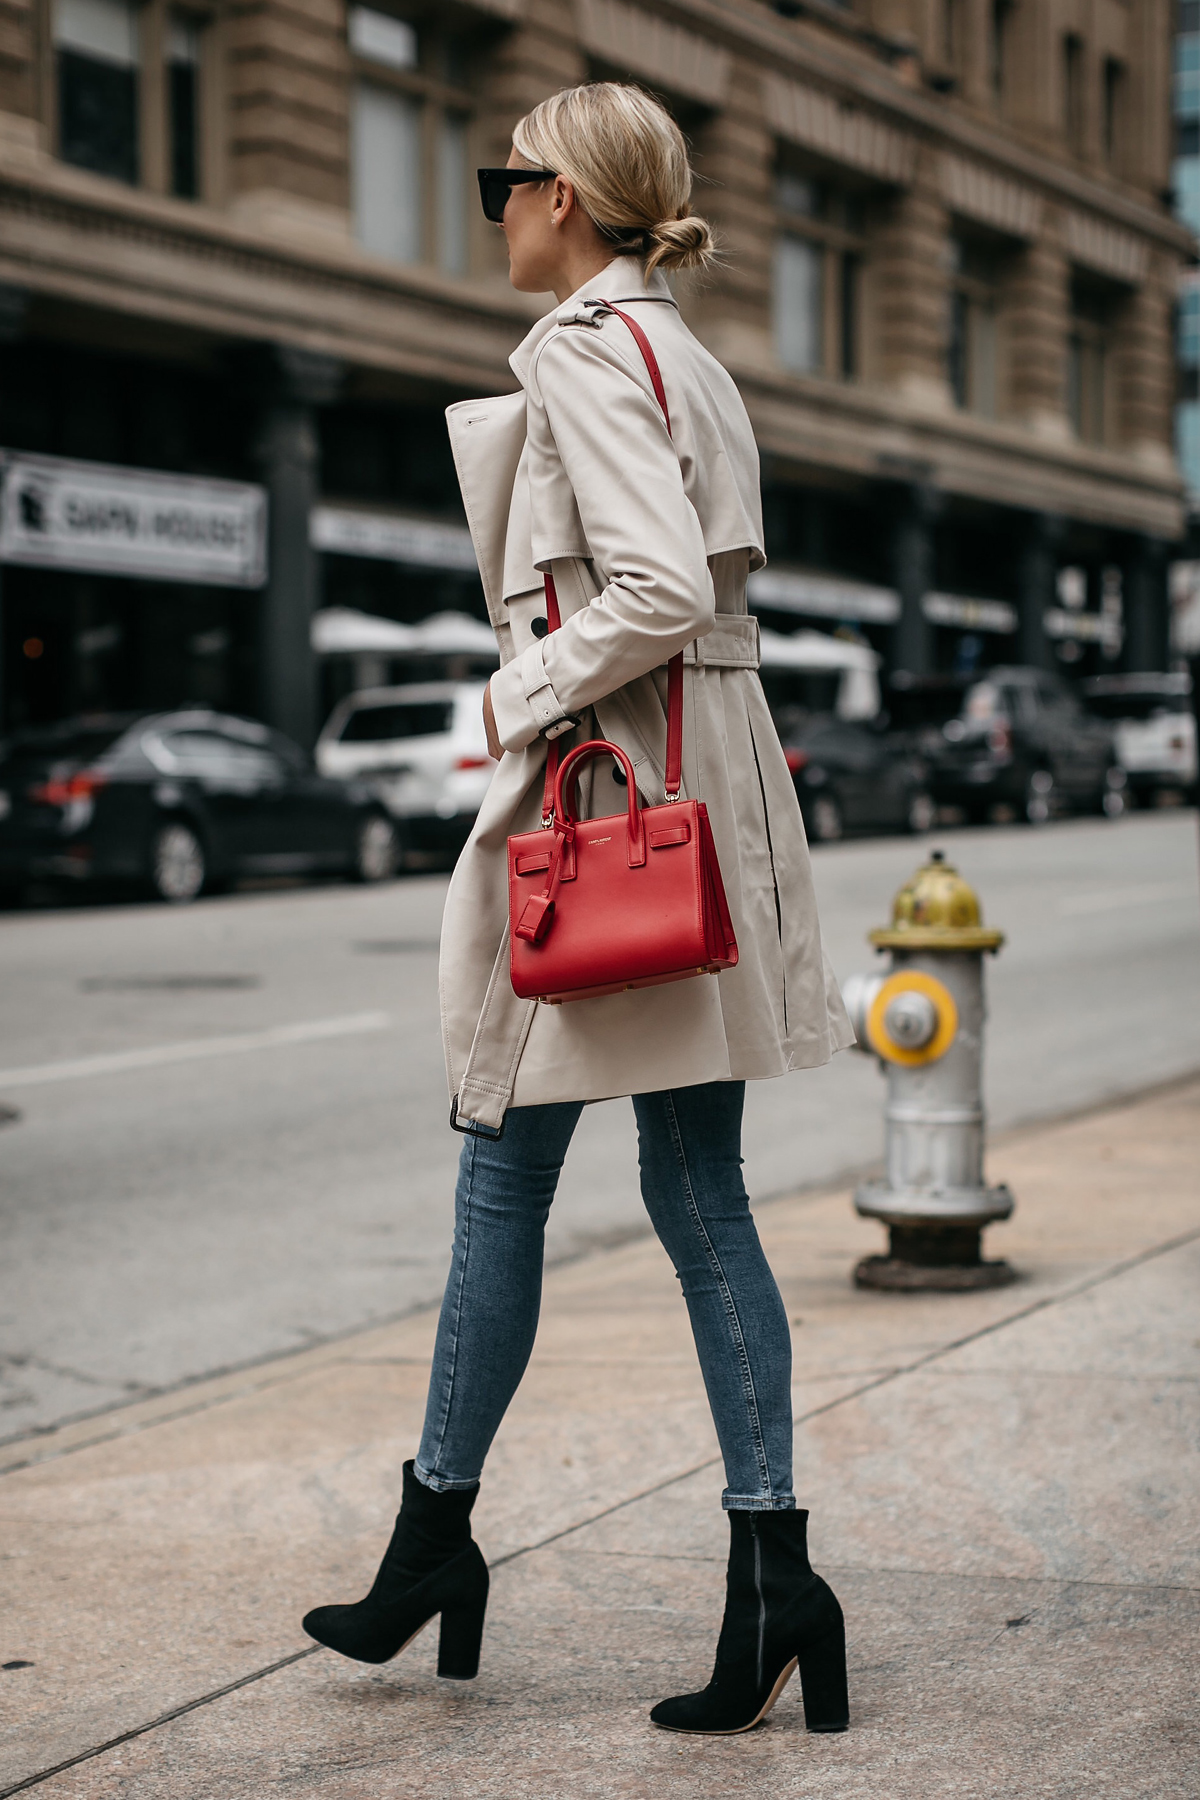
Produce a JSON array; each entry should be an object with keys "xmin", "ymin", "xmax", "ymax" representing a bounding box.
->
[
  {"xmin": 650, "ymin": 1509, "xmax": 848, "ymax": 1734},
  {"xmin": 302, "ymin": 1461, "xmax": 489, "ymax": 1678}
]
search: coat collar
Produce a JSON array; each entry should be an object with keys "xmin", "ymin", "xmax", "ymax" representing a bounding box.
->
[{"xmin": 508, "ymin": 258, "xmax": 677, "ymax": 389}]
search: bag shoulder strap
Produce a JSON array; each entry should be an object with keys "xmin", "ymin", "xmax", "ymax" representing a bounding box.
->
[{"xmin": 539, "ymin": 299, "xmax": 684, "ymax": 822}]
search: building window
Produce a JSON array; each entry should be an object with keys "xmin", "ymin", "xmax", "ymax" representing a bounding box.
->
[
  {"xmin": 350, "ymin": 6, "xmax": 473, "ymax": 272},
  {"xmin": 354, "ymin": 83, "xmax": 423, "ymax": 262},
  {"xmin": 1067, "ymin": 280, "xmax": 1111, "ymax": 445},
  {"xmin": 54, "ymin": 0, "xmax": 213, "ymax": 199},
  {"xmin": 989, "ymin": 0, "xmax": 1011, "ymax": 102},
  {"xmin": 773, "ymin": 169, "xmax": 864, "ymax": 380},
  {"xmin": 438, "ymin": 112, "xmax": 469, "ymax": 277},
  {"xmin": 55, "ymin": 0, "xmax": 140, "ymax": 185},
  {"xmin": 1178, "ymin": 280, "xmax": 1200, "ymax": 496},
  {"xmin": 942, "ymin": 0, "xmax": 962, "ymax": 74},
  {"xmin": 1174, "ymin": 26, "xmax": 1200, "ymax": 233},
  {"xmin": 1101, "ymin": 57, "xmax": 1124, "ymax": 169},
  {"xmin": 167, "ymin": 14, "xmax": 200, "ymax": 199},
  {"xmin": 947, "ymin": 239, "xmax": 999, "ymax": 416},
  {"xmin": 1063, "ymin": 33, "xmax": 1085, "ymax": 157}
]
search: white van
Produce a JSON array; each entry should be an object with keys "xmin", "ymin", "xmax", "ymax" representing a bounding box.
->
[{"xmin": 316, "ymin": 681, "xmax": 493, "ymax": 862}]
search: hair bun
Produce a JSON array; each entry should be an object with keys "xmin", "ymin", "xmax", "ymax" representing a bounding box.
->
[{"xmin": 648, "ymin": 211, "xmax": 715, "ymax": 273}]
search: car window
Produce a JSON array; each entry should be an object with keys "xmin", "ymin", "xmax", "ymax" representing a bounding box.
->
[
  {"xmin": 998, "ymin": 684, "xmax": 1039, "ymax": 727},
  {"xmin": 963, "ymin": 681, "xmax": 1004, "ymax": 722},
  {"xmin": 156, "ymin": 730, "xmax": 284, "ymax": 781},
  {"xmin": 338, "ymin": 703, "xmax": 454, "ymax": 743}
]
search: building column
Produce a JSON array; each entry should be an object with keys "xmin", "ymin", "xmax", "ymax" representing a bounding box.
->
[
  {"xmin": 1005, "ymin": 235, "xmax": 1070, "ymax": 440},
  {"xmin": 1016, "ymin": 512, "xmax": 1063, "ymax": 670},
  {"xmin": 891, "ymin": 483, "xmax": 939, "ymax": 676},
  {"xmin": 873, "ymin": 163, "xmax": 951, "ymax": 410},
  {"xmin": 1121, "ymin": 535, "xmax": 1171, "ymax": 672},
  {"xmin": 254, "ymin": 346, "xmax": 343, "ymax": 747},
  {"xmin": 0, "ymin": 283, "xmax": 31, "ymax": 737}
]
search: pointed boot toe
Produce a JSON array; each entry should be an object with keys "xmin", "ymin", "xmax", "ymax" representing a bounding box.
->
[{"xmin": 301, "ymin": 1463, "xmax": 489, "ymax": 1677}]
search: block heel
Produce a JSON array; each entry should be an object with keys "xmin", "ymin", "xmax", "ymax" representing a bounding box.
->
[
  {"xmin": 650, "ymin": 1509, "xmax": 850, "ymax": 1736},
  {"xmin": 437, "ymin": 1588, "xmax": 489, "ymax": 1679},
  {"xmin": 797, "ymin": 1606, "xmax": 849, "ymax": 1732}
]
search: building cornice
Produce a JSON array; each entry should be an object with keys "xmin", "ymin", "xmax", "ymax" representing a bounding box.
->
[
  {"xmin": 657, "ymin": 0, "xmax": 1194, "ymax": 257},
  {"xmin": 732, "ymin": 364, "xmax": 1185, "ymax": 537},
  {"xmin": 0, "ymin": 163, "xmax": 539, "ymax": 384}
]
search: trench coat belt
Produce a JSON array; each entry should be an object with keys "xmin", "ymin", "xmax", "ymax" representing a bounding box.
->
[
  {"xmin": 683, "ymin": 615, "xmax": 760, "ymax": 670},
  {"xmin": 452, "ymin": 614, "xmax": 762, "ymax": 1133}
]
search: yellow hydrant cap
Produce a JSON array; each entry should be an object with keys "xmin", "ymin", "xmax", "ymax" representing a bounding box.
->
[{"xmin": 868, "ymin": 850, "xmax": 1004, "ymax": 952}]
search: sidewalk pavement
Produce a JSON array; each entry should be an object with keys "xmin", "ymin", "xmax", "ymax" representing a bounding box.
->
[{"xmin": 3, "ymin": 1078, "xmax": 1198, "ymax": 1800}]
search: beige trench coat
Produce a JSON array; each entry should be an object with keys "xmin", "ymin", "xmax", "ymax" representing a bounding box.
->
[{"xmin": 441, "ymin": 258, "xmax": 853, "ymax": 1130}]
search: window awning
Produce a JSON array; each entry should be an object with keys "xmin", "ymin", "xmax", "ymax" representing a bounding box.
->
[
  {"xmin": 311, "ymin": 505, "xmax": 479, "ymax": 573},
  {"xmin": 312, "ymin": 607, "xmax": 498, "ymax": 657},
  {"xmin": 758, "ymin": 627, "xmax": 879, "ymax": 672},
  {"xmin": 748, "ymin": 566, "xmax": 900, "ymax": 625}
]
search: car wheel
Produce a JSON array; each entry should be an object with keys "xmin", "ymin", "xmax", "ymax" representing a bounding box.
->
[
  {"xmin": 149, "ymin": 820, "xmax": 206, "ymax": 903},
  {"xmin": 1024, "ymin": 768, "xmax": 1054, "ymax": 825},
  {"xmin": 353, "ymin": 812, "xmax": 401, "ymax": 882},
  {"xmin": 808, "ymin": 794, "xmax": 844, "ymax": 843},
  {"xmin": 906, "ymin": 790, "xmax": 937, "ymax": 834},
  {"xmin": 1101, "ymin": 766, "xmax": 1128, "ymax": 819}
]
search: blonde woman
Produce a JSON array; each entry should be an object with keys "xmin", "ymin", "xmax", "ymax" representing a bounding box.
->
[{"xmin": 304, "ymin": 82, "xmax": 854, "ymax": 1737}]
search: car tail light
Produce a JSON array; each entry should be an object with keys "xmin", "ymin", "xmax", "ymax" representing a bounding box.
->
[
  {"xmin": 29, "ymin": 770, "xmax": 109, "ymax": 807},
  {"xmin": 987, "ymin": 721, "xmax": 1012, "ymax": 756},
  {"xmin": 784, "ymin": 748, "xmax": 808, "ymax": 774},
  {"xmin": 454, "ymin": 755, "xmax": 491, "ymax": 771}
]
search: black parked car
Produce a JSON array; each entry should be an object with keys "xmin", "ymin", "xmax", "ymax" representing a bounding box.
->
[
  {"xmin": 0, "ymin": 710, "xmax": 401, "ymax": 903},
  {"xmin": 779, "ymin": 715, "xmax": 936, "ymax": 842},
  {"xmin": 926, "ymin": 667, "xmax": 1124, "ymax": 823}
]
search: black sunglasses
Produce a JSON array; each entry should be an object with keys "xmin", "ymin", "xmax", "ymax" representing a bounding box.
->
[{"xmin": 477, "ymin": 167, "xmax": 557, "ymax": 224}]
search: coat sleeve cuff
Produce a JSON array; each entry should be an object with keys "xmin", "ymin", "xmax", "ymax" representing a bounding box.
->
[{"xmin": 489, "ymin": 642, "xmax": 570, "ymax": 752}]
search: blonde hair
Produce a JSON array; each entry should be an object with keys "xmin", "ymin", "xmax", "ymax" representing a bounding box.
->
[{"xmin": 511, "ymin": 83, "xmax": 715, "ymax": 275}]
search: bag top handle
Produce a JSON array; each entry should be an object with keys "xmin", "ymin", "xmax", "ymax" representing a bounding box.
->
[{"xmin": 539, "ymin": 299, "xmax": 684, "ymax": 824}]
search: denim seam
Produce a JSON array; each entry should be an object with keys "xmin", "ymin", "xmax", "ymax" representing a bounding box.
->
[
  {"xmin": 663, "ymin": 1089, "xmax": 773, "ymax": 1502},
  {"xmin": 422, "ymin": 1131, "xmax": 475, "ymax": 1482}
]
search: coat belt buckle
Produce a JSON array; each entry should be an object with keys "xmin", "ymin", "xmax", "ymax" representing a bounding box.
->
[{"xmin": 449, "ymin": 1095, "xmax": 506, "ymax": 1139}]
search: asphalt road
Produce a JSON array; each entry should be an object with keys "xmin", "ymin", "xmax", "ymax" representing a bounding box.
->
[{"xmin": 2, "ymin": 810, "xmax": 1198, "ymax": 1446}]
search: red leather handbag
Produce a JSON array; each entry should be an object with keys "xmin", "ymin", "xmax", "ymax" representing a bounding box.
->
[{"xmin": 506, "ymin": 301, "xmax": 738, "ymax": 1006}]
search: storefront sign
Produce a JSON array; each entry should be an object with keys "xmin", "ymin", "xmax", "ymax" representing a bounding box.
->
[
  {"xmin": 311, "ymin": 505, "xmax": 479, "ymax": 572},
  {"xmin": 922, "ymin": 592, "xmax": 1017, "ymax": 635},
  {"xmin": 0, "ymin": 451, "xmax": 266, "ymax": 587},
  {"xmin": 1043, "ymin": 606, "xmax": 1121, "ymax": 648}
]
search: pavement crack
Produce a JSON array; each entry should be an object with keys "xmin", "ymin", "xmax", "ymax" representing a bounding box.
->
[
  {"xmin": 0, "ymin": 1649, "xmax": 319, "ymax": 1799},
  {"xmin": 4, "ymin": 1225, "xmax": 1197, "ymax": 1793},
  {"xmin": 488, "ymin": 1221, "xmax": 1200, "ymax": 1573},
  {"xmin": 2, "ymin": 1354, "xmax": 154, "ymax": 1394}
]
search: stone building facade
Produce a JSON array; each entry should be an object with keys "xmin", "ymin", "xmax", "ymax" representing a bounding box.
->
[{"xmin": 0, "ymin": 0, "xmax": 1189, "ymax": 740}]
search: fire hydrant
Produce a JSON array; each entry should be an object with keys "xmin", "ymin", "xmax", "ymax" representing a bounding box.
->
[{"xmin": 841, "ymin": 850, "xmax": 1015, "ymax": 1291}]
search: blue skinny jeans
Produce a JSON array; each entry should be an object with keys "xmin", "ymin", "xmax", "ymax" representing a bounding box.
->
[{"xmin": 416, "ymin": 1081, "xmax": 795, "ymax": 1511}]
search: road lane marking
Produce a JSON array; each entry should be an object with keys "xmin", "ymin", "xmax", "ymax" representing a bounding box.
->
[
  {"xmin": 1058, "ymin": 881, "xmax": 1195, "ymax": 917},
  {"xmin": 0, "ymin": 1012, "xmax": 392, "ymax": 1091}
]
